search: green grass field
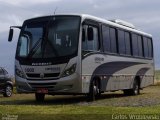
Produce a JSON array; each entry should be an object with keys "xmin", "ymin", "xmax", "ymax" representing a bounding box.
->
[
  {"xmin": 0, "ymin": 71, "xmax": 160, "ymax": 120},
  {"xmin": 0, "ymin": 105, "xmax": 160, "ymax": 120}
]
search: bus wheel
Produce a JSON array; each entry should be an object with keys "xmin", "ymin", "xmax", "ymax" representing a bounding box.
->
[
  {"xmin": 87, "ymin": 79, "xmax": 100, "ymax": 102},
  {"xmin": 123, "ymin": 79, "xmax": 140, "ymax": 96},
  {"xmin": 131, "ymin": 79, "xmax": 140, "ymax": 95},
  {"xmin": 35, "ymin": 93, "xmax": 45, "ymax": 102}
]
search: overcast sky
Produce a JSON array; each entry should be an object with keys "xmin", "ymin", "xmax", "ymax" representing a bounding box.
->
[{"xmin": 0, "ymin": 0, "xmax": 160, "ymax": 74}]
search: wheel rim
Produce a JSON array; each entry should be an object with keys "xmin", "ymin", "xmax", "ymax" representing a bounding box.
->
[
  {"xmin": 93, "ymin": 85, "xmax": 97, "ymax": 95},
  {"xmin": 134, "ymin": 84, "xmax": 139, "ymax": 95},
  {"xmin": 93, "ymin": 81, "xmax": 100, "ymax": 95},
  {"xmin": 6, "ymin": 86, "xmax": 12, "ymax": 96}
]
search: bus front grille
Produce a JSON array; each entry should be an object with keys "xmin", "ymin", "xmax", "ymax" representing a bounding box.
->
[
  {"xmin": 28, "ymin": 82, "xmax": 57, "ymax": 88},
  {"xmin": 27, "ymin": 73, "xmax": 40, "ymax": 78},
  {"xmin": 26, "ymin": 73, "xmax": 60, "ymax": 79}
]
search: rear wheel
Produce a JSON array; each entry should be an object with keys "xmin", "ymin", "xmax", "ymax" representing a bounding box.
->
[
  {"xmin": 131, "ymin": 79, "xmax": 140, "ymax": 95},
  {"xmin": 35, "ymin": 93, "xmax": 45, "ymax": 102},
  {"xmin": 3, "ymin": 85, "xmax": 13, "ymax": 97},
  {"xmin": 87, "ymin": 79, "xmax": 100, "ymax": 101},
  {"xmin": 123, "ymin": 79, "xmax": 140, "ymax": 96}
]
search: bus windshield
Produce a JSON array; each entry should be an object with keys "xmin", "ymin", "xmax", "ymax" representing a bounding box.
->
[{"xmin": 16, "ymin": 16, "xmax": 80, "ymax": 59}]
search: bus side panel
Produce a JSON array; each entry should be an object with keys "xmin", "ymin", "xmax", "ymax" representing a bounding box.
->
[
  {"xmin": 82, "ymin": 54, "xmax": 154, "ymax": 93},
  {"xmin": 81, "ymin": 54, "xmax": 105, "ymax": 93}
]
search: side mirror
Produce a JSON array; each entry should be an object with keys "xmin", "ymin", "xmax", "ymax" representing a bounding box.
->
[
  {"xmin": 87, "ymin": 27, "xmax": 94, "ymax": 41},
  {"xmin": 8, "ymin": 28, "xmax": 13, "ymax": 42}
]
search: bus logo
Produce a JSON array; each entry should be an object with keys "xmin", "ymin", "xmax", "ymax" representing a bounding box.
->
[{"xmin": 40, "ymin": 73, "xmax": 44, "ymax": 78}]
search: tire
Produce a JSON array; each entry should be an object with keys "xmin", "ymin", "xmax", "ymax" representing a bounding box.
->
[
  {"xmin": 87, "ymin": 79, "xmax": 100, "ymax": 102},
  {"xmin": 35, "ymin": 93, "xmax": 45, "ymax": 102},
  {"xmin": 131, "ymin": 79, "xmax": 140, "ymax": 95},
  {"xmin": 3, "ymin": 85, "xmax": 13, "ymax": 97},
  {"xmin": 123, "ymin": 79, "xmax": 140, "ymax": 96}
]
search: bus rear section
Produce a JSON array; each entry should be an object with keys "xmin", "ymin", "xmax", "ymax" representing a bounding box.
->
[{"xmin": 81, "ymin": 17, "xmax": 154, "ymax": 101}]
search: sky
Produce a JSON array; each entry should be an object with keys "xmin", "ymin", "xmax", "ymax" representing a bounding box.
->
[{"xmin": 0, "ymin": 0, "xmax": 160, "ymax": 75}]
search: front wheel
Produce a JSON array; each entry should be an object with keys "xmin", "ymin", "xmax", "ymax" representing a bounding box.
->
[
  {"xmin": 87, "ymin": 79, "xmax": 100, "ymax": 101},
  {"xmin": 3, "ymin": 85, "xmax": 13, "ymax": 97},
  {"xmin": 35, "ymin": 93, "xmax": 45, "ymax": 102}
]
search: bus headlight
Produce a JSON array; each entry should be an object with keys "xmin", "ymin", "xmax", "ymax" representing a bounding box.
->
[
  {"xmin": 62, "ymin": 64, "xmax": 76, "ymax": 77},
  {"xmin": 15, "ymin": 68, "xmax": 25, "ymax": 78}
]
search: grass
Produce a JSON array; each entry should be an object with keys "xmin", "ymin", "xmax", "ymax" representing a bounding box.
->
[
  {"xmin": 1, "ymin": 104, "xmax": 160, "ymax": 120},
  {"xmin": 1, "ymin": 104, "xmax": 160, "ymax": 114}
]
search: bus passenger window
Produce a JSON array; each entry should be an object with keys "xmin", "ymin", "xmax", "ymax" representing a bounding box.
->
[
  {"xmin": 118, "ymin": 30, "xmax": 125, "ymax": 54},
  {"xmin": 132, "ymin": 34, "xmax": 138, "ymax": 57},
  {"xmin": 102, "ymin": 25, "xmax": 110, "ymax": 52},
  {"xmin": 82, "ymin": 25, "xmax": 99, "ymax": 51}
]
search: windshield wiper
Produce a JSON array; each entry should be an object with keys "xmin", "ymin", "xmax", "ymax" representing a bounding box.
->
[
  {"xmin": 27, "ymin": 38, "xmax": 42, "ymax": 58},
  {"xmin": 41, "ymin": 17, "xmax": 59, "ymax": 57},
  {"xmin": 43, "ymin": 39, "xmax": 59, "ymax": 57}
]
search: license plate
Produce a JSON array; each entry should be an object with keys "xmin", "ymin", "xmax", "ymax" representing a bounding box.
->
[{"xmin": 36, "ymin": 88, "xmax": 48, "ymax": 94}]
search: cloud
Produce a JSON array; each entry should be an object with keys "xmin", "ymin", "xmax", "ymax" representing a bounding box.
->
[
  {"xmin": 0, "ymin": 14, "xmax": 22, "ymax": 32},
  {"xmin": 0, "ymin": 0, "xmax": 61, "ymax": 6}
]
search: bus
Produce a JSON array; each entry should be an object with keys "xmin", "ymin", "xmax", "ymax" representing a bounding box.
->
[{"xmin": 8, "ymin": 14, "xmax": 154, "ymax": 101}]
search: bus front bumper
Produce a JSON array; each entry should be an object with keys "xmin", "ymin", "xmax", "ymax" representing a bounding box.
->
[{"xmin": 15, "ymin": 73, "xmax": 81, "ymax": 94}]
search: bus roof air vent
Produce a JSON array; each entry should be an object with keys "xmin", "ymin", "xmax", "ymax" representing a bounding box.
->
[{"xmin": 109, "ymin": 19, "xmax": 135, "ymax": 29}]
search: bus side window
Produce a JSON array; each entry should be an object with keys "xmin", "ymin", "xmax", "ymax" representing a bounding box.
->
[
  {"xmin": 137, "ymin": 35, "xmax": 143, "ymax": 57},
  {"xmin": 82, "ymin": 25, "xmax": 99, "ymax": 51},
  {"xmin": 148, "ymin": 38, "xmax": 153, "ymax": 58},
  {"xmin": 125, "ymin": 32, "xmax": 131, "ymax": 55},
  {"xmin": 143, "ymin": 37, "xmax": 149, "ymax": 58},
  {"xmin": 132, "ymin": 34, "xmax": 138, "ymax": 57},
  {"xmin": 118, "ymin": 30, "xmax": 125, "ymax": 55},
  {"xmin": 143, "ymin": 37, "xmax": 153, "ymax": 59},
  {"xmin": 102, "ymin": 25, "xmax": 110, "ymax": 52},
  {"xmin": 110, "ymin": 28, "xmax": 117, "ymax": 53}
]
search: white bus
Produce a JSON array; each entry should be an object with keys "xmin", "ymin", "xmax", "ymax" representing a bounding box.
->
[{"xmin": 8, "ymin": 14, "xmax": 154, "ymax": 101}]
